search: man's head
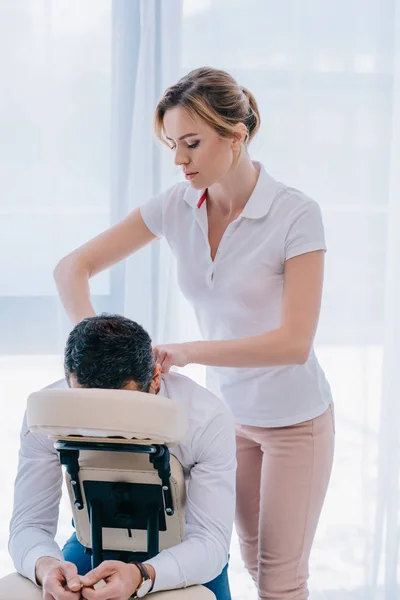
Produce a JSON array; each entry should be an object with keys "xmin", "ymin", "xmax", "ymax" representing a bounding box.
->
[{"xmin": 64, "ymin": 314, "xmax": 161, "ymax": 394}]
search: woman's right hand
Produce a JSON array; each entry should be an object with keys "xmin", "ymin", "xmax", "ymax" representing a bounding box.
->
[{"xmin": 153, "ymin": 343, "xmax": 191, "ymax": 373}]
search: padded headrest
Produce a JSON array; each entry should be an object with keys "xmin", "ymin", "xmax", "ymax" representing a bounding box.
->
[{"xmin": 27, "ymin": 388, "xmax": 187, "ymax": 446}]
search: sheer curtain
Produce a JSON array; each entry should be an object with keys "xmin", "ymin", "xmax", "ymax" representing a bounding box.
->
[
  {"xmin": 112, "ymin": 0, "xmax": 183, "ymax": 343},
  {"xmin": 373, "ymin": 3, "xmax": 400, "ymax": 596}
]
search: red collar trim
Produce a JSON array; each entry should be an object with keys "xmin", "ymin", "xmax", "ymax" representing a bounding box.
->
[{"xmin": 197, "ymin": 190, "xmax": 207, "ymax": 209}]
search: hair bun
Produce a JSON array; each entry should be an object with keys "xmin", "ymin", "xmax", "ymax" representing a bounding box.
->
[{"xmin": 241, "ymin": 86, "xmax": 261, "ymax": 141}]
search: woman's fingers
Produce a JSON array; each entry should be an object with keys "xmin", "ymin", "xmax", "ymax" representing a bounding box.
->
[
  {"xmin": 153, "ymin": 347, "xmax": 171, "ymax": 373},
  {"xmin": 153, "ymin": 343, "xmax": 189, "ymax": 372}
]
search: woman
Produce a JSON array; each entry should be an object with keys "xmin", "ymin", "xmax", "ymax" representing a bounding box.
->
[{"xmin": 55, "ymin": 67, "xmax": 335, "ymax": 600}]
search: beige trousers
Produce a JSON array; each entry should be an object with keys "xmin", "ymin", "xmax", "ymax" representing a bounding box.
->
[{"xmin": 235, "ymin": 404, "xmax": 335, "ymax": 600}]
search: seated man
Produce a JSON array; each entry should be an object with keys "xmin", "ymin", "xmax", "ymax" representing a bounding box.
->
[{"xmin": 8, "ymin": 314, "xmax": 236, "ymax": 600}]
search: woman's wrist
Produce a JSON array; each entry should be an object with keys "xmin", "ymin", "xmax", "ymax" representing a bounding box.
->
[{"xmin": 183, "ymin": 341, "xmax": 200, "ymax": 366}]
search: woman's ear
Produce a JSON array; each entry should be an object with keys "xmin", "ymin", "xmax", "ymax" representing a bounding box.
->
[
  {"xmin": 232, "ymin": 122, "xmax": 248, "ymax": 145},
  {"xmin": 149, "ymin": 363, "xmax": 162, "ymax": 394}
]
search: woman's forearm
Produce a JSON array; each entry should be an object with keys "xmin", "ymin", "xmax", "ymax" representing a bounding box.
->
[
  {"xmin": 53, "ymin": 258, "xmax": 96, "ymax": 326},
  {"xmin": 185, "ymin": 327, "xmax": 309, "ymax": 368}
]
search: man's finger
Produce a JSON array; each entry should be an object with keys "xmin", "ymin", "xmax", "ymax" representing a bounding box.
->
[
  {"xmin": 81, "ymin": 582, "xmax": 119, "ymax": 600},
  {"xmin": 45, "ymin": 576, "xmax": 81, "ymax": 600},
  {"xmin": 65, "ymin": 577, "xmax": 82, "ymax": 592},
  {"xmin": 79, "ymin": 561, "xmax": 115, "ymax": 587},
  {"xmin": 56, "ymin": 590, "xmax": 81, "ymax": 600},
  {"xmin": 60, "ymin": 562, "xmax": 82, "ymax": 592}
]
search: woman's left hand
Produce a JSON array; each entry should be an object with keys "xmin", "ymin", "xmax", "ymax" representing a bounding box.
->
[{"xmin": 153, "ymin": 343, "xmax": 190, "ymax": 373}]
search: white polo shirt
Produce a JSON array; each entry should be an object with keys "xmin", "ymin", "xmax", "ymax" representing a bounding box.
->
[{"xmin": 140, "ymin": 162, "xmax": 333, "ymax": 427}]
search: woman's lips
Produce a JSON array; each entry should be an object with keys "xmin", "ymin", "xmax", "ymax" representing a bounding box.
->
[{"xmin": 185, "ymin": 172, "xmax": 198, "ymax": 180}]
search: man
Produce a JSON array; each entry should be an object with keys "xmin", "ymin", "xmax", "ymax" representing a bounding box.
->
[{"xmin": 8, "ymin": 314, "xmax": 236, "ymax": 600}]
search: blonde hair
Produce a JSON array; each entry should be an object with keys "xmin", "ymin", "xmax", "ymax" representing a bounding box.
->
[{"xmin": 154, "ymin": 67, "xmax": 261, "ymax": 147}]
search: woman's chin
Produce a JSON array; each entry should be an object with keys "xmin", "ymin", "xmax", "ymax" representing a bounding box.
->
[{"xmin": 189, "ymin": 179, "xmax": 203, "ymax": 190}]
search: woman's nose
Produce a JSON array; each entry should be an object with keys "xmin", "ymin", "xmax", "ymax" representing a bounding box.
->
[{"xmin": 174, "ymin": 147, "xmax": 188, "ymax": 166}]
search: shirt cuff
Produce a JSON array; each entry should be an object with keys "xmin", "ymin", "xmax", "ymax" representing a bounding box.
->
[
  {"xmin": 146, "ymin": 550, "xmax": 185, "ymax": 593},
  {"xmin": 23, "ymin": 544, "xmax": 64, "ymax": 586}
]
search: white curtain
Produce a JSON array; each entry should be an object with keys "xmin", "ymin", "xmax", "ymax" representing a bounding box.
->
[
  {"xmin": 1, "ymin": 2, "xmax": 400, "ymax": 600},
  {"xmin": 112, "ymin": 0, "xmax": 183, "ymax": 344},
  {"xmin": 372, "ymin": 3, "xmax": 400, "ymax": 597}
]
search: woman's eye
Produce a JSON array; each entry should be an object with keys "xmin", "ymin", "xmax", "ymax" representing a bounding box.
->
[{"xmin": 170, "ymin": 141, "xmax": 199, "ymax": 151}]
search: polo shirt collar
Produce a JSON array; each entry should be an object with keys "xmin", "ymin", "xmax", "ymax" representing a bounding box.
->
[{"xmin": 183, "ymin": 162, "xmax": 279, "ymax": 220}]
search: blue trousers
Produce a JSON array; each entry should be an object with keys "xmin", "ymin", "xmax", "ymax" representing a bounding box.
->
[{"xmin": 62, "ymin": 532, "xmax": 231, "ymax": 600}]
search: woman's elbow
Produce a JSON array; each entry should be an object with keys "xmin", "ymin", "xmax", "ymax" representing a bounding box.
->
[
  {"xmin": 293, "ymin": 340, "xmax": 312, "ymax": 365},
  {"xmin": 53, "ymin": 257, "xmax": 66, "ymax": 282},
  {"xmin": 283, "ymin": 332, "xmax": 312, "ymax": 365},
  {"xmin": 53, "ymin": 254, "xmax": 86, "ymax": 284}
]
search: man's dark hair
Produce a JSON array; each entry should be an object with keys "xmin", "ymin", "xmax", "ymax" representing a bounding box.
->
[{"xmin": 64, "ymin": 314, "xmax": 155, "ymax": 392}]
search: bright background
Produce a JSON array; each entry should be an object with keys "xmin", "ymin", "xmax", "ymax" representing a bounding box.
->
[{"xmin": 1, "ymin": 2, "xmax": 400, "ymax": 598}]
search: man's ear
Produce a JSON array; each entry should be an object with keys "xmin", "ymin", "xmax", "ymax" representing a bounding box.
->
[
  {"xmin": 149, "ymin": 363, "xmax": 162, "ymax": 394},
  {"xmin": 123, "ymin": 380, "xmax": 139, "ymax": 391},
  {"xmin": 68, "ymin": 373, "xmax": 80, "ymax": 388}
]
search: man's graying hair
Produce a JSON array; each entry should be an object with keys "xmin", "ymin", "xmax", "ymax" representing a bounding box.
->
[{"xmin": 64, "ymin": 314, "xmax": 155, "ymax": 392}]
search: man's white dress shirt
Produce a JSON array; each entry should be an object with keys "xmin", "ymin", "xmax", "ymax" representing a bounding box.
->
[{"xmin": 9, "ymin": 372, "xmax": 236, "ymax": 593}]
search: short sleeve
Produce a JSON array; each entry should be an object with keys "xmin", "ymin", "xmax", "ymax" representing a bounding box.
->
[
  {"xmin": 284, "ymin": 198, "xmax": 327, "ymax": 261},
  {"xmin": 139, "ymin": 191, "xmax": 165, "ymax": 238},
  {"xmin": 139, "ymin": 182, "xmax": 187, "ymax": 239}
]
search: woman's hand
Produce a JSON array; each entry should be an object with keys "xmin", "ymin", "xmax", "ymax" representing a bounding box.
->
[{"xmin": 153, "ymin": 343, "xmax": 190, "ymax": 373}]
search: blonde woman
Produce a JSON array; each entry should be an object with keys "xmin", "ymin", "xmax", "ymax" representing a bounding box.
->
[{"xmin": 55, "ymin": 67, "xmax": 335, "ymax": 600}]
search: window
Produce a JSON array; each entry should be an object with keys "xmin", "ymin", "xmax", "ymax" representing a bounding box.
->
[{"xmin": 0, "ymin": 1, "xmax": 113, "ymax": 353}]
